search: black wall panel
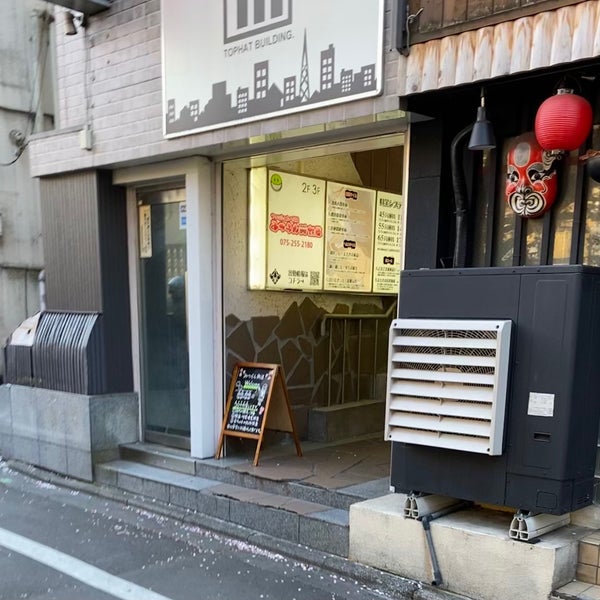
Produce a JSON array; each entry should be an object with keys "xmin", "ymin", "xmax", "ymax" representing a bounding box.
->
[{"xmin": 39, "ymin": 170, "xmax": 132, "ymax": 393}]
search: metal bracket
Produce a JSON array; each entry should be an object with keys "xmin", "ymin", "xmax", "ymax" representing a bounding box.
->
[
  {"xmin": 404, "ymin": 493, "xmax": 464, "ymax": 519},
  {"xmin": 509, "ymin": 510, "xmax": 570, "ymax": 542},
  {"xmin": 394, "ymin": 0, "xmax": 423, "ymax": 56}
]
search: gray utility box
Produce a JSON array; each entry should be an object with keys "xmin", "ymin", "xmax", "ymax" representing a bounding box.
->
[{"xmin": 390, "ymin": 265, "xmax": 600, "ymax": 515}]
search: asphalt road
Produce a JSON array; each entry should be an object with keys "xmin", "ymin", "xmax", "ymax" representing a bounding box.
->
[{"xmin": 0, "ymin": 459, "xmax": 395, "ymax": 600}]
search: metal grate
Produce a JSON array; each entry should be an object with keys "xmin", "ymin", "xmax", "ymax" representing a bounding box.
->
[
  {"xmin": 385, "ymin": 318, "xmax": 512, "ymax": 455},
  {"xmin": 31, "ymin": 311, "xmax": 105, "ymax": 395}
]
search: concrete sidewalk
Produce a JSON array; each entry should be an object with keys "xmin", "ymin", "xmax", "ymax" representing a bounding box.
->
[
  {"xmin": 5, "ymin": 436, "xmax": 598, "ymax": 600},
  {"xmin": 3, "ymin": 441, "xmax": 467, "ymax": 600},
  {"xmin": 93, "ymin": 437, "xmax": 600, "ymax": 600}
]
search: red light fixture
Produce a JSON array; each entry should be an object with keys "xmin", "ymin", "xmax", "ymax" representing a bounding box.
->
[{"xmin": 534, "ymin": 88, "xmax": 592, "ymax": 152}]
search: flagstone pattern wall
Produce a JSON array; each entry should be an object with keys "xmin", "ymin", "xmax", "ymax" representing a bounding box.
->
[{"xmin": 225, "ymin": 296, "xmax": 392, "ymax": 437}]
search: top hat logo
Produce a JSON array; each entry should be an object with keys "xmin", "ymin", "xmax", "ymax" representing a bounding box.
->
[{"xmin": 224, "ymin": 0, "xmax": 293, "ymax": 44}]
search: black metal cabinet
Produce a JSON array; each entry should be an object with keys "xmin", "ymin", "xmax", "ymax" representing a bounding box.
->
[{"xmin": 391, "ymin": 265, "xmax": 600, "ymax": 514}]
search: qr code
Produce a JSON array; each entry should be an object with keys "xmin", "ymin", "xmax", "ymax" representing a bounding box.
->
[{"xmin": 310, "ymin": 271, "xmax": 320, "ymax": 286}]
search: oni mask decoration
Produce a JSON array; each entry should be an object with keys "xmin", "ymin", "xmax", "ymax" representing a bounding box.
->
[{"xmin": 506, "ymin": 132, "xmax": 559, "ymax": 218}]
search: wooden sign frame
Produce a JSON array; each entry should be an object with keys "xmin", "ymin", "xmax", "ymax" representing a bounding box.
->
[{"xmin": 215, "ymin": 362, "xmax": 302, "ymax": 466}]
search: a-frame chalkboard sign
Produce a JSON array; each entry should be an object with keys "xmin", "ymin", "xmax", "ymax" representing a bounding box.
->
[{"xmin": 215, "ymin": 362, "xmax": 302, "ymax": 466}]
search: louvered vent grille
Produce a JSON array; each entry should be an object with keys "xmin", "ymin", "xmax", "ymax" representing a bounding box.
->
[{"xmin": 385, "ymin": 318, "xmax": 512, "ymax": 455}]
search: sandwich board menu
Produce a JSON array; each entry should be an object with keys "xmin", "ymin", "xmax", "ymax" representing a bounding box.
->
[{"xmin": 215, "ymin": 362, "xmax": 302, "ymax": 466}]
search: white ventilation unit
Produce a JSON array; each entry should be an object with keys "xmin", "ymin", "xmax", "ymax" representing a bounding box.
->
[{"xmin": 385, "ymin": 318, "xmax": 512, "ymax": 455}]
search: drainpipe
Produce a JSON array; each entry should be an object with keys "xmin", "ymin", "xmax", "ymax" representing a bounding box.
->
[
  {"xmin": 33, "ymin": 10, "xmax": 54, "ymax": 134},
  {"xmin": 450, "ymin": 124, "xmax": 473, "ymax": 269},
  {"xmin": 38, "ymin": 270, "xmax": 46, "ymax": 312}
]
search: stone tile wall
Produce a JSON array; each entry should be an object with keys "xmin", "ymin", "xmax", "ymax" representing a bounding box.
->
[{"xmin": 225, "ymin": 297, "xmax": 393, "ymax": 422}]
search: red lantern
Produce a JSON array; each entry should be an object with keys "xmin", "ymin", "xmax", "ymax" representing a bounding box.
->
[{"xmin": 534, "ymin": 88, "xmax": 593, "ymax": 152}]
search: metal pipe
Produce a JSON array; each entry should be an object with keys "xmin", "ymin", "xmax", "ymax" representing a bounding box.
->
[
  {"xmin": 33, "ymin": 11, "xmax": 53, "ymax": 134},
  {"xmin": 421, "ymin": 517, "xmax": 442, "ymax": 586},
  {"xmin": 450, "ymin": 124, "xmax": 474, "ymax": 268},
  {"xmin": 327, "ymin": 321, "xmax": 333, "ymax": 407},
  {"xmin": 419, "ymin": 500, "xmax": 471, "ymax": 586},
  {"xmin": 38, "ymin": 269, "xmax": 46, "ymax": 311},
  {"xmin": 341, "ymin": 319, "xmax": 347, "ymax": 404},
  {"xmin": 357, "ymin": 320, "xmax": 362, "ymax": 400},
  {"xmin": 372, "ymin": 320, "xmax": 378, "ymax": 398}
]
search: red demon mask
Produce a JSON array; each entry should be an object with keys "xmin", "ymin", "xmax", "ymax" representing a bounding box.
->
[{"xmin": 506, "ymin": 133, "xmax": 559, "ymax": 218}]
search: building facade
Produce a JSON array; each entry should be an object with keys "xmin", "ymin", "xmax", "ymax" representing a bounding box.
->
[
  {"xmin": 4, "ymin": 0, "xmax": 600, "ymax": 499},
  {"xmin": 0, "ymin": 0, "xmax": 53, "ymax": 379},
  {"xmin": 3, "ymin": 0, "xmax": 600, "ymax": 597},
  {"xmin": 7, "ymin": 0, "xmax": 406, "ymax": 464}
]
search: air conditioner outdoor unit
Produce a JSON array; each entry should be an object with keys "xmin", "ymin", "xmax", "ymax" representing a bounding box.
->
[{"xmin": 389, "ymin": 265, "xmax": 600, "ymax": 515}]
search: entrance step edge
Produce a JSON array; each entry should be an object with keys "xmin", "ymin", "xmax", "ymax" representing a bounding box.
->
[
  {"xmin": 192, "ymin": 460, "xmax": 358, "ymax": 510},
  {"xmin": 119, "ymin": 442, "xmax": 196, "ymax": 475},
  {"xmin": 118, "ymin": 442, "xmax": 387, "ymax": 511},
  {"xmin": 95, "ymin": 459, "xmax": 349, "ymax": 557}
]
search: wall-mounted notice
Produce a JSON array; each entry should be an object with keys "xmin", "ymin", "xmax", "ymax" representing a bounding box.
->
[
  {"xmin": 372, "ymin": 191, "xmax": 403, "ymax": 293},
  {"xmin": 266, "ymin": 170, "xmax": 325, "ymax": 291},
  {"xmin": 139, "ymin": 205, "xmax": 152, "ymax": 258},
  {"xmin": 324, "ymin": 182, "xmax": 376, "ymax": 292}
]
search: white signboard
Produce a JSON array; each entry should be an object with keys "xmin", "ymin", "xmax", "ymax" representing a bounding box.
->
[
  {"xmin": 266, "ymin": 170, "xmax": 325, "ymax": 290},
  {"xmin": 162, "ymin": 0, "xmax": 384, "ymax": 137},
  {"xmin": 372, "ymin": 192, "xmax": 403, "ymax": 293},
  {"xmin": 324, "ymin": 182, "xmax": 376, "ymax": 293}
]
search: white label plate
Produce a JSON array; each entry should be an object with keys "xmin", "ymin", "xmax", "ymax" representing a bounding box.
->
[{"xmin": 527, "ymin": 392, "xmax": 555, "ymax": 417}]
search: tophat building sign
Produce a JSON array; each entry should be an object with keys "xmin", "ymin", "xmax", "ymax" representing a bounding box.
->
[{"xmin": 162, "ymin": 0, "xmax": 384, "ymax": 138}]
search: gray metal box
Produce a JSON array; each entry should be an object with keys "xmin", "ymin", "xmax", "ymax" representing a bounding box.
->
[{"xmin": 391, "ymin": 265, "xmax": 600, "ymax": 515}]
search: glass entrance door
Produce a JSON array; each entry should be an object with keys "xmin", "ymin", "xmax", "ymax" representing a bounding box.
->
[{"xmin": 138, "ymin": 188, "xmax": 190, "ymax": 449}]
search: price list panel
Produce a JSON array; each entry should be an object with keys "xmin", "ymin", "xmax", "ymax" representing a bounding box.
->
[
  {"xmin": 372, "ymin": 191, "xmax": 403, "ymax": 293},
  {"xmin": 266, "ymin": 170, "xmax": 325, "ymax": 291},
  {"xmin": 324, "ymin": 182, "xmax": 376, "ymax": 293}
]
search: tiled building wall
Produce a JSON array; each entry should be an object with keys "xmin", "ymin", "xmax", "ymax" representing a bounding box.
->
[
  {"xmin": 29, "ymin": 0, "xmax": 401, "ymax": 177},
  {"xmin": 577, "ymin": 533, "xmax": 600, "ymax": 585}
]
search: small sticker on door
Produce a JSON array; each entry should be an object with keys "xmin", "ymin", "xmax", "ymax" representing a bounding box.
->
[
  {"xmin": 179, "ymin": 202, "xmax": 187, "ymax": 230},
  {"xmin": 527, "ymin": 392, "xmax": 555, "ymax": 417},
  {"xmin": 139, "ymin": 205, "xmax": 152, "ymax": 258}
]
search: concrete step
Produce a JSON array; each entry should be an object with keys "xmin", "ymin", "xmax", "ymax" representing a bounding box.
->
[
  {"xmin": 119, "ymin": 441, "xmax": 389, "ymax": 511},
  {"xmin": 95, "ymin": 459, "xmax": 349, "ymax": 556},
  {"xmin": 308, "ymin": 399, "xmax": 385, "ymax": 443},
  {"xmin": 120, "ymin": 442, "xmax": 196, "ymax": 475}
]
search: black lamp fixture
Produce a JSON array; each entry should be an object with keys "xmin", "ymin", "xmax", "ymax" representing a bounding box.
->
[{"xmin": 468, "ymin": 88, "xmax": 496, "ymax": 151}]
